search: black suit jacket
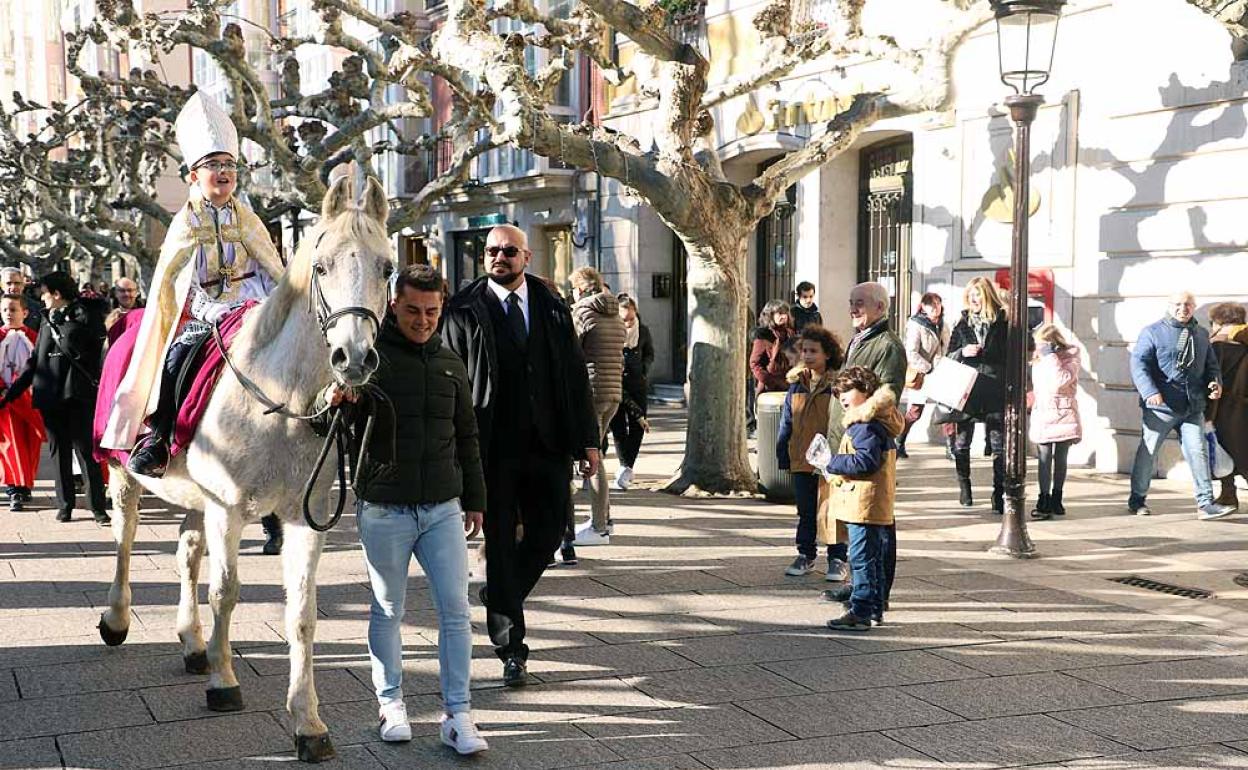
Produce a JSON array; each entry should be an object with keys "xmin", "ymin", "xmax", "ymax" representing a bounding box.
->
[
  {"xmin": 5, "ymin": 298, "xmax": 106, "ymax": 410},
  {"xmin": 441, "ymin": 275, "xmax": 598, "ymax": 462}
]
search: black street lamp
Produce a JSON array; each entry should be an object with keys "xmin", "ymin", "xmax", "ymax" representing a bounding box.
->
[{"xmin": 990, "ymin": 0, "xmax": 1064, "ymax": 559}]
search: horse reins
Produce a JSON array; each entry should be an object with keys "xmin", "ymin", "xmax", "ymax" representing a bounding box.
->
[{"xmin": 212, "ymin": 250, "xmax": 395, "ymax": 533}]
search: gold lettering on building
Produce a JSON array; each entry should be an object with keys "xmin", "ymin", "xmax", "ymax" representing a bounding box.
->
[{"xmin": 738, "ymin": 92, "xmax": 861, "ymax": 136}]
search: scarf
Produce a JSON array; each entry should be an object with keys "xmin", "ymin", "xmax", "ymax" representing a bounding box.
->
[
  {"xmin": 1163, "ymin": 313, "xmax": 1199, "ymax": 371},
  {"xmin": 846, "ymin": 317, "xmax": 888, "ymax": 361},
  {"xmin": 624, "ymin": 320, "xmax": 640, "ymax": 350},
  {"xmin": 968, "ymin": 311, "xmax": 994, "ymax": 347}
]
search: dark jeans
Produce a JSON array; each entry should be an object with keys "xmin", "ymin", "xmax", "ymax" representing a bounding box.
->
[
  {"xmin": 148, "ymin": 336, "xmax": 201, "ymax": 442},
  {"xmin": 953, "ymin": 416, "xmax": 1004, "ymax": 457},
  {"xmin": 793, "ymin": 472, "xmax": 831, "ymax": 561},
  {"xmin": 483, "ymin": 447, "xmax": 572, "ymax": 662},
  {"xmin": 1037, "ymin": 440, "xmax": 1072, "ymax": 496},
  {"xmin": 847, "ymin": 522, "xmax": 887, "ymax": 619},
  {"xmin": 609, "ymin": 398, "xmax": 647, "ymax": 468},
  {"xmin": 45, "ymin": 399, "xmax": 107, "ymax": 514}
]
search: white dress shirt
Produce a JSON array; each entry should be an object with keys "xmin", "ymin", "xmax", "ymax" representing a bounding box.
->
[{"xmin": 488, "ymin": 276, "xmax": 530, "ymax": 332}]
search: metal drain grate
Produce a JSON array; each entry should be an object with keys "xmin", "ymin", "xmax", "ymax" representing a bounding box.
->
[{"xmin": 1109, "ymin": 575, "xmax": 1213, "ymax": 600}]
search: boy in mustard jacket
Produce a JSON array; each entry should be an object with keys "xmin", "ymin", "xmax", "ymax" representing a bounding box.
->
[{"xmin": 823, "ymin": 365, "xmax": 904, "ymax": 631}]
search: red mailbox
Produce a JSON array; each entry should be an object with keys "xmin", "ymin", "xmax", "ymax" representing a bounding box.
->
[{"xmin": 994, "ymin": 268, "xmax": 1054, "ymax": 330}]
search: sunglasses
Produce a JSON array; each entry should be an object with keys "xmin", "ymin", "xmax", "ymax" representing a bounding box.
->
[{"xmin": 485, "ymin": 245, "xmax": 524, "ymax": 258}]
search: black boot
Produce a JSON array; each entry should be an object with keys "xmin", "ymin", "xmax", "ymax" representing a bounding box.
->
[
  {"xmin": 955, "ymin": 454, "xmax": 973, "ymax": 507},
  {"xmin": 1049, "ymin": 488, "xmax": 1066, "ymax": 516},
  {"xmin": 991, "ymin": 456, "xmax": 1005, "ymax": 515},
  {"xmin": 261, "ymin": 514, "xmax": 283, "ymax": 555},
  {"xmin": 1030, "ymin": 492, "xmax": 1052, "ymax": 520},
  {"xmin": 896, "ymin": 441, "xmax": 909, "ymax": 459},
  {"xmin": 127, "ymin": 434, "xmax": 169, "ymax": 478}
]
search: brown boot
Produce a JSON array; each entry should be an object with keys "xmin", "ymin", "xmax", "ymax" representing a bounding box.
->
[{"xmin": 1215, "ymin": 479, "xmax": 1240, "ymax": 509}]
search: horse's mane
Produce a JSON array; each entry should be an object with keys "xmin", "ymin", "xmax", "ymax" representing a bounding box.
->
[{"xmin": 247, "ymin": 207, "xmax": 390, "ymax": 350}]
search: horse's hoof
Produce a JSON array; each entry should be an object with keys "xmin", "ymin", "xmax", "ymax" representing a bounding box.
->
[
  {"xmin": 97, "ymin": 617, "xmax": 128, "ymax": 647},
  {"xmin": 295, "ymin": 733, "xmax": 335, "ymax": 763},
  {"xmin": 184, "ymin": 651, "xmax": 209, "ymax": 675},
  {"xmin": 206, "ymin": 686, "xmax": 245, "ymax": 712}
]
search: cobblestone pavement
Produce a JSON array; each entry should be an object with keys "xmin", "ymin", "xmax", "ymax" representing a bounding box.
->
[{"xmin": 3, "ymin": 408, "xmax": 1248, "ymax": 769}]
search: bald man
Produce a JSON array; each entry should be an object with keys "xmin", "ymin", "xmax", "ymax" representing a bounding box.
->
[
  {"xmin": 441, "ymin": 223, "xmax": 599, "ymax": 687},
  {"xmin": 1128, "ymin": 291, "xmax": 1232, "ymax": 520}
]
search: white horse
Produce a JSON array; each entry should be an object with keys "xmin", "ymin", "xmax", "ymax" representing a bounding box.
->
[{"xmin": 97, "ymin": 176, "xmax": 393, "ymax": 763}]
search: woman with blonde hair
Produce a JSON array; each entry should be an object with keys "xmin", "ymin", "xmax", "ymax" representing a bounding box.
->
[
  {"xmin": 947, "ymin": 277, "xmax": 1009, "ymax": 512},
  {"xmin": 1029, "ymin": 323, "xmax": 1081, "ymax": 519}
]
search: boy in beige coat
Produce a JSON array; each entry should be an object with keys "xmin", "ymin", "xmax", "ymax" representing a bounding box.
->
[{"xmin": 822, "ymin": 366, "xmax": 904, "ymax": 631}]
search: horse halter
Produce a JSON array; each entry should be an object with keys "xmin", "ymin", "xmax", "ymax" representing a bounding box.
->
[{"xmin": 307, "ymin": 252, "xmax": 381, "ymax": 342}]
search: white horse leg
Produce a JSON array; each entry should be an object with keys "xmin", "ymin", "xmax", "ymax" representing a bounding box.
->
[
  {"xmin": 282, "ymin": 521, "xmax": 334, "ymax": 762},
  {"xmin": 98, "ymin": 463, "xmax": 141, "ymax": 646},
  {"xmin": 176, "ymin": 509, "xmax": 209, "ymax": 674},
  {"xmin": 203, "ymin": 502, "xmax": 245, "ymax": 712}
]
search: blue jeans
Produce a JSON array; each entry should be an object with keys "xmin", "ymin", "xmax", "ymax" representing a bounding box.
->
[
  {"xmin": 1129, "ymin": 405, "xmax": 1213, "ymax": 509},
  {"xmin": 793, "ymin": 472, "xmax": 831, "ymax": 561},
  {"xmin": 357, "ymin": 498, "xmax": 472, "ymax": 714},
  {"xmin": 846, "ymin": 522, "xmax": 887, "ymax": 619}
]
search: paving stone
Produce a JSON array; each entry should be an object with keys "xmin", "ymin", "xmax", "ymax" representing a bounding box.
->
[
  {"xmin": 916, "ymin": 571, "xmax": 1041, "ymax": 592},
  {"xmin": 591, "ymin": 569, "xmax": 741, "ymax": 595},
  {"xmin": 164, "ymin": 743, "xmax": 385, "ymax": 770},
  {"xmin": 0, "ymin": 670, "xmax": 16, "ymax": 703},
  {"xmin": 0, "ymin": 737, "xmax": 60, "ymax": 770},
  {"xmin": 901, "ymin": 670, "xmax": 1138, "ymax": 719},
  {"xmin": 553, "ymin": 755, "xmax": 707, "ymax": 770},
  {"xmin": 696, "ymin": 602, "xmax": 833, "ymax": 634},
  {"xmin": 929, "ymin": 637, "xmax": 1147, "ymax": 676},
  {"xmin": 469, "ymin": 677, "xmax": 668, "ymax": 723},
  {"xmin": 827, "ymin": 621, "xmax": 1002, "ymax": 653},
  {"xmin": 366, "ymin": 721, "xmax": 622, "ymax": 769},
  {"xmin": 527, "ymin": 575, "xmax": 629, "ymax": 600},
  {"xmin": 959, "ymin": 588, "xmax": 1139, "ymax": 612},
  {"xmin": 569, "ymin": 613, "xmax": 733, "ymax": 645},
  {"xmin": 762, "ymin": 649, "xmax": 986, "ymax": 692},
  {"xmin": 575, "ymin": 703, "xmax": 792, "ymax": 759},
  {"xmin": 1065, "ymin": 655, "xmax": 1248, "ymax": 701},
  {"xmin": 1050, "ymin": 696, "xmax": 1248, "ymax": 751},
  {"xmin": 693, "ymin": 731, "xmax": 935, "ymax": 769},
  {"xmin": 1062, "ymin": 743, "xmax": 1248, "ymax": 769},
  {"xmin": 660, "ymin": 631, "xmax": 855, "ymax": 667},
  {"xmin": 737, "ymin": 687, "xmax": 961, "ymax": 739},
  {"xmin": 17, "ymin": 651, "xmax": 204, "ymax": 699},
  {"xmin": 528, "ymin": 641, "xmax": 699, "ymax": 683},
  {"xmin": 964, "ymin": 613, "xmax": 1192, "ymax": 639},
  {"xmin": 0, "ymin": 690, "xmax": 153, "ymax": 741},
  {"xmin": 623, "ymin": 663, "xmax": 809, "ymax": 706},
  {"xmin": 140, "ymin": 667, "xmax": 373, "ymax": 722},
  {"xmin": 885, "ymin": 713, "xmax": 1129, "ymax": 766},
  {"xmin": 1067, "ymin": 631, "xmax": 1248, "ymax": 661},
  {"xmin": 58, "ymin": 711, "xmax": 292, "ymax": 769},
  {"xmin": 0, "ymin": 606, "xmax": 121, "ymax": 644}
]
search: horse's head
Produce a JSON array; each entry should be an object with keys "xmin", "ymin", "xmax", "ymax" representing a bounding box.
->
[{"xmin": 309, "ymin": 175, "xmax": 394, "ymax": 387}]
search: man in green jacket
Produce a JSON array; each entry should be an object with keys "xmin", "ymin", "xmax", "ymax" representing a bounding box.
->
[
  {"xmin": 823, "ymin": 281, "xmax": 906, "ymax": 589},
  {"xmin": 320, "ymin": 264, "xmax": 488, "ymax": 755}
]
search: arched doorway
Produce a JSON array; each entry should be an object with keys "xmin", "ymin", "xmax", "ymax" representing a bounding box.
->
[{"xmin": 857, "ymin": 137, "xmax": 913, "ymax": 325}]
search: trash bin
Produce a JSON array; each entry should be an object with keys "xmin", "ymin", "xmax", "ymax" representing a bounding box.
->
[{"xmin": 755, "ymin": 391, "xmax": 795, "ymax": 503}]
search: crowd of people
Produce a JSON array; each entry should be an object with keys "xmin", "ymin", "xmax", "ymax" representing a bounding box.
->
[
  {"xmin": 753, "ymin": 279, "xmax": 1248, "ymax": 630},
  {"xmin": 0, "ymin": 267, "xmax": 148, "ymax": 521}
]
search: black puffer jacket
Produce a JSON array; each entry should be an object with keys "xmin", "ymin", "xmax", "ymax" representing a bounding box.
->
[{"xmin": 322, "ymin": 320, "xmax": 485, "ymax": 511}]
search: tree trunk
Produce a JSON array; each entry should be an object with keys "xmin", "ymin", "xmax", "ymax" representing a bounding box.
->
[{"xmin": 665, "ymin": 232, "xmax": 758, "ymax": 496}]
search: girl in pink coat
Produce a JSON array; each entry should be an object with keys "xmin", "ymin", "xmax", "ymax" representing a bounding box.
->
[{"xmin": 1029, "ymin": 324, "xmax": 1082, "ymax": 519}]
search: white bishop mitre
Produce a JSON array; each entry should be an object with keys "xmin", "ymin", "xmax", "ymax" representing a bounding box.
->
[{"xmin": 175, "ymin": 92, "xmax": 238, "ymax": 169}]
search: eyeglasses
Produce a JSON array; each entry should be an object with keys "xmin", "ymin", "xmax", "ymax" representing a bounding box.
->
[
  {"xmin": 196, "ymin": 160, "xmax": 239, "ymax": 174},
  {"xmin": 485, "ymin": 245, "xmax": 524, "ymax": 259}
]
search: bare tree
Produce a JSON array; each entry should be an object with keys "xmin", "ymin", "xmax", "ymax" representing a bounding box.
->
[{"xmin": 0, "ymin": 0, "xmax": 495, "ymax": 280}]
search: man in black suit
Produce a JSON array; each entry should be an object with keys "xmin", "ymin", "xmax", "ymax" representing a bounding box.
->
[{"xmin": 441, "ymin": 224, "xmax": 599, "ymax": 687}]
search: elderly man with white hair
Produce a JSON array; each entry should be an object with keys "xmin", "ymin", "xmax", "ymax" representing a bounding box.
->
[
  {"xmin": 1128, "ymin": 290, "xmax": 1232, "ymax": 520},
  {"xmin": 820, "ymin": 281, "xmax": 906, "ymax": 593}
]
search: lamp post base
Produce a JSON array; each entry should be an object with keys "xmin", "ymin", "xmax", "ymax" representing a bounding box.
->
[{"xmin": 990, "ymin": 494, "xmax": 1037, "ymax": 558}]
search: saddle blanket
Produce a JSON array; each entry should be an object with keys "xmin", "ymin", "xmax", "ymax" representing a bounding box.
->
[{"xmin": 93, "ymin": 303, "xmax": 256, "ymax": 464}]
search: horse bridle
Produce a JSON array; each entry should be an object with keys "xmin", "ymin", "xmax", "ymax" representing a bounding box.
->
[{"xmin": 308, "ymin": 248, "xmax": 381, "ymax": 342}]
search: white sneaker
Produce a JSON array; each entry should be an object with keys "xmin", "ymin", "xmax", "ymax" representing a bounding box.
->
[
  {"xmin": 784, "ymin": 555, "xmax": 815, "ymax": 576},
  {"xmin": 572, "ymin": 520, "xmax": 610, "ymax": 546},
  {"xmin": 825, "ymin": 558, "xmax": 850, "ymax": 582},
  {"xmin": 613, "ymin": 466, "xmax": 634, "ymax": 490},
  {"xmin": 378, "ymin": 700, "xmax": 411, "ymax": 742},
  {"xmin": 440, "ymin": 711, "xmax": 488, "ymax": 755}
]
